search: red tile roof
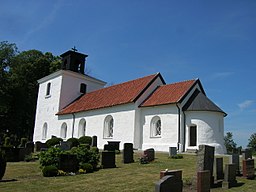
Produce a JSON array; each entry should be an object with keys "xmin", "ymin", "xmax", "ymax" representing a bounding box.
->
[
  {"xmin": 140, "ymin": 79, "xmax": 197, "ymax": 107},
  {"xmin": 57, "ymin": 73, "xmax": 161, "ymax": 115}
]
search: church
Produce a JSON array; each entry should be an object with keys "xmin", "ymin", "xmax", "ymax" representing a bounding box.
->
[{"xmin": 33, "ymin": 50, "xmax": 227, "ymax": 154}]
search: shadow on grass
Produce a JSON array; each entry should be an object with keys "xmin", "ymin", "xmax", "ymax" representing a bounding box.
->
[{"xmin": 0, "ymin": 179, "xmax": 18, "ymax": 182}]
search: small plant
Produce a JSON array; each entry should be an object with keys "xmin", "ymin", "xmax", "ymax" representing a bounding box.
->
[
  {"xmin": 24, "ymin": 154, "xmax": 33, "ymax": 162},
  {"xmin": 4, "ymin": 137, "xmax": 12, "ymax": 147},
  {"xmin": 0, "ymin": 150, "xmax": 7, "ymax": 180},
  {"xmin": 80, "ymin": 163, "xmax": 93, "ymax": 173},
  {"xmin": 78, "ymin": 136, "xmax": 92, "ymax": 145},
  {"xmin": 58, "ymin": 170, "xmax": 67, "ymax": 176},
  {"xmin": 78, "ymin": 169, "xmax": 86, "ymax": 174},
  {"xmin": 19, "ymin": 138, "xmax": 28, "ymax": 148},
  {"xmin": 139, "ymin": 155, "xmax": 149, "ymax": 164},
  {"xmin": 171, "ymin": 154, "xmax": 183, "ymax": 159},
  {"xmin": 42, "ymin": 165, "xmax": 58, "ymax": 177}
]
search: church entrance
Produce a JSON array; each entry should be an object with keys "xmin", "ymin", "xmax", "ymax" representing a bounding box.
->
[{"xmin": 189, "ymin": 125, "xmax": 197, "ymax": 146}]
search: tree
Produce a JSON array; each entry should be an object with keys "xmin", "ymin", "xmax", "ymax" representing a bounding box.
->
[
  {"xmin": 247, "ymin": 133, "xmax": 256, "ymax": 151},
  {"xmin": 224, "ymin": 132, "xmax": 237, "ymax": 154},
  {"xmin": 0, "ymin": 41, "xmax": 61, "ymax": 142}
]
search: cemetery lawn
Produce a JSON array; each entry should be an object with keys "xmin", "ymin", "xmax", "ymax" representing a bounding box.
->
[{"xmin": 1, "ymin": 152, "xmax": 256, "ymax": 192}]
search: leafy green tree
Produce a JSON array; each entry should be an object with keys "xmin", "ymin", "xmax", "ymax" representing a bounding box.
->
[
  {"xmin": 224, "ymin": 132, "xmax": 237, "ymax": 154},
  {"xmin": 0, "ymin": 41, "xmax": 61, "ymax": 142},
  {"xmin": 247, "ymin": 133, "xmax": 256, "ymax": 151}
]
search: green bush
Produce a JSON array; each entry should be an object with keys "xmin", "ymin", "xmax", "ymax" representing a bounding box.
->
[
  {"xmin": 67, "ymin": 138, "xmax": 79, "ymax": 148},
  {"xmin": 4, "ymin": 137, "xmax": 12, "ymax": 147},
  {"xmin": 39, "ymin": 147, "xmax": 61, "ymax": 167},
  {"xmin": 80, "ymin": 163, "xmax": 93, "ymax": 173},
  {"xmin": 171, "ymin": 154, "xmax": 183, "ymax": 159},
  {"xmin": 19, "ymin": 138, "xmax": 28, "ymax": 148},
  {"xmin": 0, "ymin": 150, "xmax": 6, "ymax": 180},
  {"xmin": 42, "ymin": 165, "xmax": 58, "ymax": 177},
  {"xmin": 78, "ymin": 136, "xmax": 92, "ymax": 145},
  {"xmin": 46, "ymin": 137, "xmax": 63, "ymax": 147}
]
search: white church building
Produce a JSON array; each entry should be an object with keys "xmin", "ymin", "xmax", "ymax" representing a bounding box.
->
[{"xmin": 33, "ymin": 50, "xmax": 227, "ymax": 154}]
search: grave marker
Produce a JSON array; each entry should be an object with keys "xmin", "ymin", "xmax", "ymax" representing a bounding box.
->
[{"xmin": 222, "ymin": 164, "xmax": 237, "ymax": 189}]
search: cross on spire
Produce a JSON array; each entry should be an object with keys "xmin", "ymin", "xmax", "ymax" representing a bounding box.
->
[{"xmin": 71, "ymin": 46, "xmax": 78, "ymax": 52}]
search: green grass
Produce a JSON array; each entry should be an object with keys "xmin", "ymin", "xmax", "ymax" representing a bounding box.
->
[{"xmin": 0, "ymin": 152, "xmax": 255, "ymax": 192}]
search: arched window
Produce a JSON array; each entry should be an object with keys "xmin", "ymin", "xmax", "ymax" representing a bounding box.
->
[
  {"xmin": 46, "ymin": 82, "xmax": 51, "ymax": 96},
  {"xmin": 189, "ymin": 125, "xmax": 197, "ymax": 146},
  {"xmin": 61, "ymin": 123, "xmax": 67, "ymax": 139},
  {"xmin": 42, "ymin": 123, "xmax": 48, "ymax": 140},
  {"xmin": 104, "ymin": 115, "xmax": 114, "ymax": 138},
  {"xmin": 78, "ymin": 118, "xmax": 86, "ymax": 137},
  {"xmin": 151, "ymin": 116, "xmax": 161, "ymax": 137}
]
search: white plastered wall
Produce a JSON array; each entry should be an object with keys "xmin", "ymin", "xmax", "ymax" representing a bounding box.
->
[
  {"xmin": 141, "ymin": 104, "xmax": 179, "ymax": 152},
  {"xmin": 185, "ymin": 111, "xmax": 226, "ymax": 154}
]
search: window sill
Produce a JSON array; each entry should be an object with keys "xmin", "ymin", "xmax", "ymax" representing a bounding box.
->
[
  {"xmin": 103, "ymin": 137, "xmax": 113, "ymax": 139},
  {"xmin": 45, "ymin": 95, "xmax": 51, "ymax": 99},
  {"xmin": 150, "ymin": 136, "xmax": 161, "ymax": 138}
]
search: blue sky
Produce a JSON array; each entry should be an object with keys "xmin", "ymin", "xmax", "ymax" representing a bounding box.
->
[{"xmin": 1, "ymin": 0, "xmax": 256, "ymax": 147}]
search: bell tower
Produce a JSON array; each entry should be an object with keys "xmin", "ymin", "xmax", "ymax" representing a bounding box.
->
[{"xmin": 60, "ymin": 48, "xmax": 88, "ymax": 74}]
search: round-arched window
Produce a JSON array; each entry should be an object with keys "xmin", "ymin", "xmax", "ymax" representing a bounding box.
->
[
  {"xmin": 60, "ymin": 122, "xmax": 67, "ymax": 139},
  {"xmin": 104, "ymin": 115, "xmax": 114, "ymax": 138},
  {"xmin": 78, "ymin": 118, "xmax": 86, "ymax": 137},
  {"xmin": 150, "ymin": 116, "xmax": 161, "ymax": 137}
]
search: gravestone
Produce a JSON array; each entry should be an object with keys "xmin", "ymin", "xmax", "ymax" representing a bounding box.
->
[
  {"xmin": 123, "ymin": 143, "xmax": 134, "ymax": 164},
  {"xmin": 144, "ymin": 148, "xmax": 155, "ymax": 162},
  {"xmin": 160, "ymin": 170, "xmax": 182, "ymax": 181},
  {"xmin": 35, "ymin": 142, "xmax": 48, "ymax": 152},
  {"xmin": 229, "ymin": 154, "xmax": 240, "ymax": 175},
  {"xmin": 59, "ymin": 154, "xmax": 78, "ymax": 173},
  {"xmin": 197, "ymin": 145, "xmax": 215, "ymax": 186},
  {"xmin": 107, "ymin": 141, "xmax": 120, "ymax": 151},
  {"xmin": 241, "ymin": 148, "xmax": 252, "ymax": 160},
  {"xmin": 222, "ymin": 164, "xmax": 237, "ymax": 189},
  {"xmin": 215, "ymin": 157, "xmax": 224, "ymax": 180},
  {"xmin": 197, "ymin": 170, "xmax": 210, "ymax": 192},
  {"xmin": 242, "ymin": 159, "xmax": 255, "ymax": 179},
  {"xmin": 101, "ymin": 151, "xmax": 116, "ymax": 168},
  {"xmin": 25, "ymin": 142, "xmax": 34, "ymax": 153},
  {"xmin": 169, "ymin": 147, "xmax": 177, "ymax": 157},
  {"xmin": 59, "ymin": 141, "xmax": 70, "ymax": 151},
  {"xmin": 91, "ymin": 135, "xmax": 97, "ymax": 147},
  {"xmin": 155, "ymin": 174, "xmax": 183, "ymax": 192}
]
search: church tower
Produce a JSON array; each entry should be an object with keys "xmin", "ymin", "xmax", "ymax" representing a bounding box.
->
[
  {"xmin": 60, "ymin": 50, "xmax": 88, "ymax": 74},
  {"xmin": 33, "ymin": 49, "xmax": 106, "ymax": 142}
]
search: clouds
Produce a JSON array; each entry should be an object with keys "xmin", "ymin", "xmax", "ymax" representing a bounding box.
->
[{"xmin": 238, "ymin": 100, "xmax": 255, "ymax": 110}]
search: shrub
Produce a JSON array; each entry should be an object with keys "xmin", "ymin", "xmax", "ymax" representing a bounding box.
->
[
  {"xmin": 80, "ymin": 163, "xmax": 93, "ymax": 173},
  {"xmin": 42, "ymin": 165, "xmax": 58, "ymax": 177},
  {"xmin": 67, "ymin": 138, "xmax": 79, "ymax": 148},
  {"xmin": 19, "ymin": 138, "xmax": 28, "ymax": 148},
  {"xmin": 4, "ymin": 137, "xmax": 12, "ymax": 147},
  {"xmin": 78, "ymin": 136, "xmax": 92, "ymax": 145},
  {"xmin": 39, "ymin": 147, "xmax": 61, "ymax": 167},
  {"xmin": 171, "ymin": 154, "xmax": 183, "ymax": 159},
  {"xmin": 0, "ymin": 150, "xmax": 6, "ymax": 180},
  {"xmin": 46, "ymin": 137, "xmax": 63, "ymax": 147}
]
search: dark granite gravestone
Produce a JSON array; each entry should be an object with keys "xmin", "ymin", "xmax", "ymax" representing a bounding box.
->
[
  {"xmin": 160, "ymin": 170, "xmax": 182, "ymax": 181},
  {"xmin": 242, "ymin": 159, "xmax": 255, "ymax": 179},
  {"xmin": 25, "ymin": 142, "xmax": 34, "ymax": 153},
  {"xmin": 222, "ymin": 164, "xmax": 237, "ymax": 189},
  {"xmin": 144, "ymin": 148, "xmax": 155, "ymax": 162},
  {"xmin": 155, "ymin": 174, "xmax": 183, "ymax": 192},
  {"xmin": 59, "ymin": 141, "xmax": 70, "ymax": 151},
  {"xmin": 229, "ymin": 154, "xmax": 240, "ymax": 175},
  {"xmin": 169, "ymin": 147, "xmax": 177, "ymax": 157},
  {"xmin": 35, "ymin": 141, "xmax": 48, "ymax": 152},
  {"xmin": 59, "ymin": 154, "xmax": 78, "ymax": 173},
  {"xmin": 1, "ymin": 147, "xmax": 20, "ymax": 162},
  {"xmin": 123, "ymin": 143, "xmax": 134, "ymax": 164},
  {"xmin": 215, "ymin": 157, "xmax": 224, "ymax": 180},
  {"xmin": 101, "ymin": 151, "xmax": 116, "ymax": 168},
  {"xmin": 197, "ymin": 170, "xmax": 210, "ymax": 192},
  {"xmin": 91, "ymin": 135, "xmax": 97, "ymax": 147},
  {"xmin": 197, "ymin": 145, "xmax": 215, "ymax": 186},
  {"xmin": 107, "ymin": 141, "xmax": 120, "ymax": 151},
  {"xmin": 241, "ymin": 148, "xmax": 252, "ymax": 160}
]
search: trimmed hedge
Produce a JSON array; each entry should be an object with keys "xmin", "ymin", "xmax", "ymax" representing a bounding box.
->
[
  {"xmin": 67, "ymin": 138, "xmax": 79, "ymax": 148},
  {"xmin": 46, "ymin": 137, "xmax": 63, "ymax": 148},
  {"xmin": 42, "ymin": 165, "xmax": 58, "ymax": 177},
  {"xmin": 78, "ymin": 136, "xmax": 92, "ymax": 145}
]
